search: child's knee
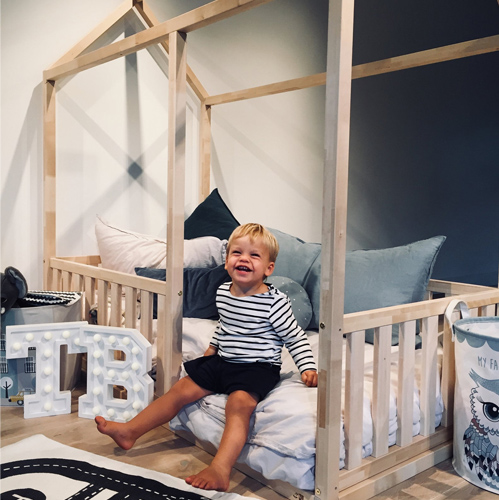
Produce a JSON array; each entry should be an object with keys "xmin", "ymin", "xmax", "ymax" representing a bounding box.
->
[{"xmin": 226, "ymin": 390, "xmax": 258, "ymax": 415}]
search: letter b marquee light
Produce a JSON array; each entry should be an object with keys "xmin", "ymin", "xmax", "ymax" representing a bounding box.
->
[{"xmin": 6, "ymin": 322, "xmax": 153, "ymax": 420}]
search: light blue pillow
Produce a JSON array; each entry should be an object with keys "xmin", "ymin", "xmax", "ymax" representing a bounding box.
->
[
  {"xmin": 303, "ymin": 236, "xmax": 446, "ymax": 341},
  {"xmin": 269, "ymin": 228, "xmax": 321, "ymax": 287},
  {"xmin": 267, "ymin": 276, "xmax": 313, "ymax": 330},
  {"xmin": 271, "ymin": 229, "xmax": 445, "ymax": 342}
]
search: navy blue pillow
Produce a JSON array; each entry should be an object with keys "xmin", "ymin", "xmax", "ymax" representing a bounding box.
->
[
  {"xmin": 184, "ymin": 189, "xmax": 240, "ymax": 241},
  {"xmin": 135, "ymin": 265, "xmax": 230, "ymax": 319}
]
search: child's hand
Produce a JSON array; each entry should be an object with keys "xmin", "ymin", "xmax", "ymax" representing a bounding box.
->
[{"xmin": 301, "ymin": 370, "xmax": 318, "ymax": 387}]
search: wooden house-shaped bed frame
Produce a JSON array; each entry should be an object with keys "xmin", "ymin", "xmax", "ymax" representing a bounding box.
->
[{"xmin": 42, "ymin": 1, "xmax": 499, "ymax": 498}]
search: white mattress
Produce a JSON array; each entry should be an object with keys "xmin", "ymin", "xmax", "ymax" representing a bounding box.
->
[{"xmin": 167, "ymin": 318, "xmax": 443, "ymax": 491}]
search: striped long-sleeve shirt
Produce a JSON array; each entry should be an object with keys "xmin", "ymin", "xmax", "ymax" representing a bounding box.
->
[{"xmin": 210, "ymin": 282, "xmax": 317, "ymax": 374}]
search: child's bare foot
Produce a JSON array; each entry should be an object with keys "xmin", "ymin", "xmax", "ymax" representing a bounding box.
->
[
  {"xmin": 185, "ymin": 464, "xmax": 230, "ymax": 491},
  {"xmin": 95, "ymin": 416, "xmax": 136, "ymax": 450}
]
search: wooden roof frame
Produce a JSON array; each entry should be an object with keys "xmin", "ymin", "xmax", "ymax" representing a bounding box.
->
[{"xmin": 42, "ymin": 1, "xmax": 499, "ymax": 498}]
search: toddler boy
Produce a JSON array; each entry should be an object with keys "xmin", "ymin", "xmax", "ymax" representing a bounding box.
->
[{"xmin": 96, "ymin": 223, "xmax": 317, "ymax": 491}]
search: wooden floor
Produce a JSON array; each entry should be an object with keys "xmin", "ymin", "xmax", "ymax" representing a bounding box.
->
[{"xmin": 2, "ymin": 386, "xmax": 498, "ymax": 500}]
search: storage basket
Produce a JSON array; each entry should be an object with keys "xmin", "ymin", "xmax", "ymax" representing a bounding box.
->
[
  {"xmin": 1, "ymin": 291, "xmax": 82, "ymax": 406},
  {"xmin": 448, "ymin": 299, "xmax": 499, "ymax": 493}
]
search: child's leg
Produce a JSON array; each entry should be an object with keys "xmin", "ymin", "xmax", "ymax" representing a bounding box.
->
[
  {"xmin": 185, "ymin": 390, "xmax": 258, "ymax": 491},
  {"xmin": 95, "ymin": 376, "xmax": 212, "ymax": 450}
]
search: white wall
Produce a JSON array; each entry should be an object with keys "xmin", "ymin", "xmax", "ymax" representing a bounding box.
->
[{"xmin": 1, "ymin": 0, "xmax": 328, "ymax": 290}]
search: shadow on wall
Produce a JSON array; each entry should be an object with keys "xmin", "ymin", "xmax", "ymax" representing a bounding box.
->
[{"xmin": 1, "ymin": 85, "xmax": 43, "ymax": 286}]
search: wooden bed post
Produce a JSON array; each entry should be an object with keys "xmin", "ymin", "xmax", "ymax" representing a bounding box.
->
[
  {"xmin": 315, "ymin": 0, "xmax": 355, "ymax": 499},
  {"xmin": 157, "ymin": 30, "xmax": 187, "ymax": 396},
  {"xmin": 199, "ymin": 103, "xmax": 212, "ymax": 201},
  {"xmin": 43, "ymin": 79, "xmax": 57, "ymax": 290}
]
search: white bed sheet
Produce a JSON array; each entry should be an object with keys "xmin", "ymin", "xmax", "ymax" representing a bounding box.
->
[{"xmin": 166, "ymin": 318, "xmax": 443, "ymax": 491}]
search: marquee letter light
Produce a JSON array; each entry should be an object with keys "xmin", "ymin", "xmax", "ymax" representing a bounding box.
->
[
  {"xmin": 77, "ymin": 324, "xmax": 153, "ymax": 422},
  {"xmin": 6, "ymin": 322, "xmax": 153, "ymax": 421}
]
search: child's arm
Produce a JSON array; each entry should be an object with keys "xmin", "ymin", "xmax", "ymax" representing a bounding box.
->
[
  {"xmin": 204, "ymin": 345, "xmax": 218, "ymax": 356},
  {"xmin": 270, "ymin": 295, "xmax": 317, "ymax": 383},
  {"xmin": 301, "ymin": 370, "xmax": 318, "ymax": 387},
  {"xmin": 206, "ymin": 318, "xmax": 221, "ymax": 356}
]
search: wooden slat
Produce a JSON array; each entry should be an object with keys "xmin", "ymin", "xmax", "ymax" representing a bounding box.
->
[
  {"xmin": 419, "ymin": 316, "xmax": 438, "ymax": 436},
  {"xmin": 315, "ymin": 0, "xmax": 355, "ymax": 498},
  {"xmin": 50, "ymin": 257, "xmax": 168, "ymax": 294},
  {"xmin": 48, "ymin": 0, "xmax": 132, "ymax": 68},
  {"xmin": 43, "ymin": 80, "xmax": 56, "ymax": 289},
  {"xmin": 396, "ymin": 320, "xmax": 416, "ymax": 447},
  {"xmin": 124, "ymin": 287, "xmax": 138, "ymax": 329},
  {"xmin": 427, "ymin": 279, "xmax": 494, "ymax": 295},
  {"xmin": 163, "ymin": 30, "xmax": 187, "ymax": 394},
  {"xmin": 372, "ymin": 325, "xmax": 392, "ymax": 457},
  {"xmin": 201, "ymin": 35, "xmax": 499, "ymax": 108},
  {"xmin": 62, "ymin": 271, "xmax": 73, "ymax": 292},
  {"xmin": 133, "ymin": 0, "xmax": 209, "ymax": 101},
  {"xmin": 204, "ymin": 72, "xmax": 326, "ymax": 106},
  {"xmin": 140, "ymin": 291, "xmax": 154, "ymax": 344},
  {"xmin": 84, "ymin": 276, "xmax": 96, "ymax": 323},
  {"xmin": 343, "ymin": 288, "xmax": 499, "ymax": 334},
  {"xmin": 440, "ymin": 313, "xmax": 457, "ymax": 427},
  {"xmin": 44, "ymin": 0, "xmax": 275, "ymax": 82},
  {"xmin": 155, "ymin": 294, "xmax": 167, "ymax": 396},
  {"xmin": 97, "ymin": 281, "xmax": 109, "ymax": 326},
  {"xmin": 58, "ymin": 255, "xmax": 102, "ymax": 265},
  {"xmin": 352, "ymin": 34, "xmax": 499, "ymax": 80},
  {"xmin": 344, "ymin": 330, "xmax": 365, "ymax": 469},
  {"xmin": 110, "ymin": 283, "xmax": 123, "ymax": 327},
  {"xmin": 199, "ymin": 104, "xmax": 212, "ymax": 200},
  {"xmin": 71, "ymin": 273, "xmax": 83, "ymax": 292},
  {"xmin": 480, "ymin": 304, "xmax": 496, "ymax": 317}
]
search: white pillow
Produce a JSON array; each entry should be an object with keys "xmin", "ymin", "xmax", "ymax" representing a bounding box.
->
[
  {"xmin": 95, "ymin": 216, "xmax": 227, "ymax": 275},
  {"xmin": 184, "ymin": 237, "xmax": 227, "ymax": 269}
]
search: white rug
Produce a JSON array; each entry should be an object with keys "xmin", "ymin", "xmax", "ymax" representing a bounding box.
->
[{"xmin": 0, "ymin": 434, "xmax": 253, "ymax": 500}]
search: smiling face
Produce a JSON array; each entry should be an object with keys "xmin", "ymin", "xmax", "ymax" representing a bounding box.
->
[{"xmin": 225, "ymin": 235, "xmax": 275, "ymax": 297}]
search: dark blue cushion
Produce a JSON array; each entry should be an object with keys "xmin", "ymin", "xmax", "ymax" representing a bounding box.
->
[
  {"xmin": 184, "ymin": 189, "xmax": 240, "ymax": 241},
  {"xmin": 135, "ymin": 265, "xmax": 229, "ymax": 320}
]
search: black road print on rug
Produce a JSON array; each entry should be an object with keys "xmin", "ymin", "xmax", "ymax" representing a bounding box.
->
[{"xmin": 1, "ymin": 458, "xmax": 208, "ymax": 500}]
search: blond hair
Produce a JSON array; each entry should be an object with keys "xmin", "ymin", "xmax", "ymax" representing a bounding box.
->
[{"xmin": 227, "ymin": 223, "xmax": 279, "ymax": 262}]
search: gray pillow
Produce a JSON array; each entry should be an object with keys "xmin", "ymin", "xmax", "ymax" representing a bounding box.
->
[
  {"xmin": 266, "ymin": 276, "xmax": 313, "ymax": 330},
  {"xmin": 303, "ymin": 236, "xmax": 446, "ymax": 335},
  {"xmin": 270, "ymin": 230, "xmax": 445, "ymax": 343},
  {"xmin": 269, "ymin": 228, "xmax": 321, "ymax": 287}
]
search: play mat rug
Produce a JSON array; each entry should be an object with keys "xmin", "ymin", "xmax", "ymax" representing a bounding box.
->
[{"xmin": 1, "ymin": 434, "xmax": 254, "ymax": 500}]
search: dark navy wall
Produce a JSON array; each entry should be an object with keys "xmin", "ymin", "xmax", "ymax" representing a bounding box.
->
[{"xmin": 346, "ymin": 0, "xmax": 499, "ymax": 286}]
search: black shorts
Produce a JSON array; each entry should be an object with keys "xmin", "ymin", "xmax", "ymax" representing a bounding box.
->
[{"xmin": 184, "ymin": 355, "xmax": 281, "ymax": 401}]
